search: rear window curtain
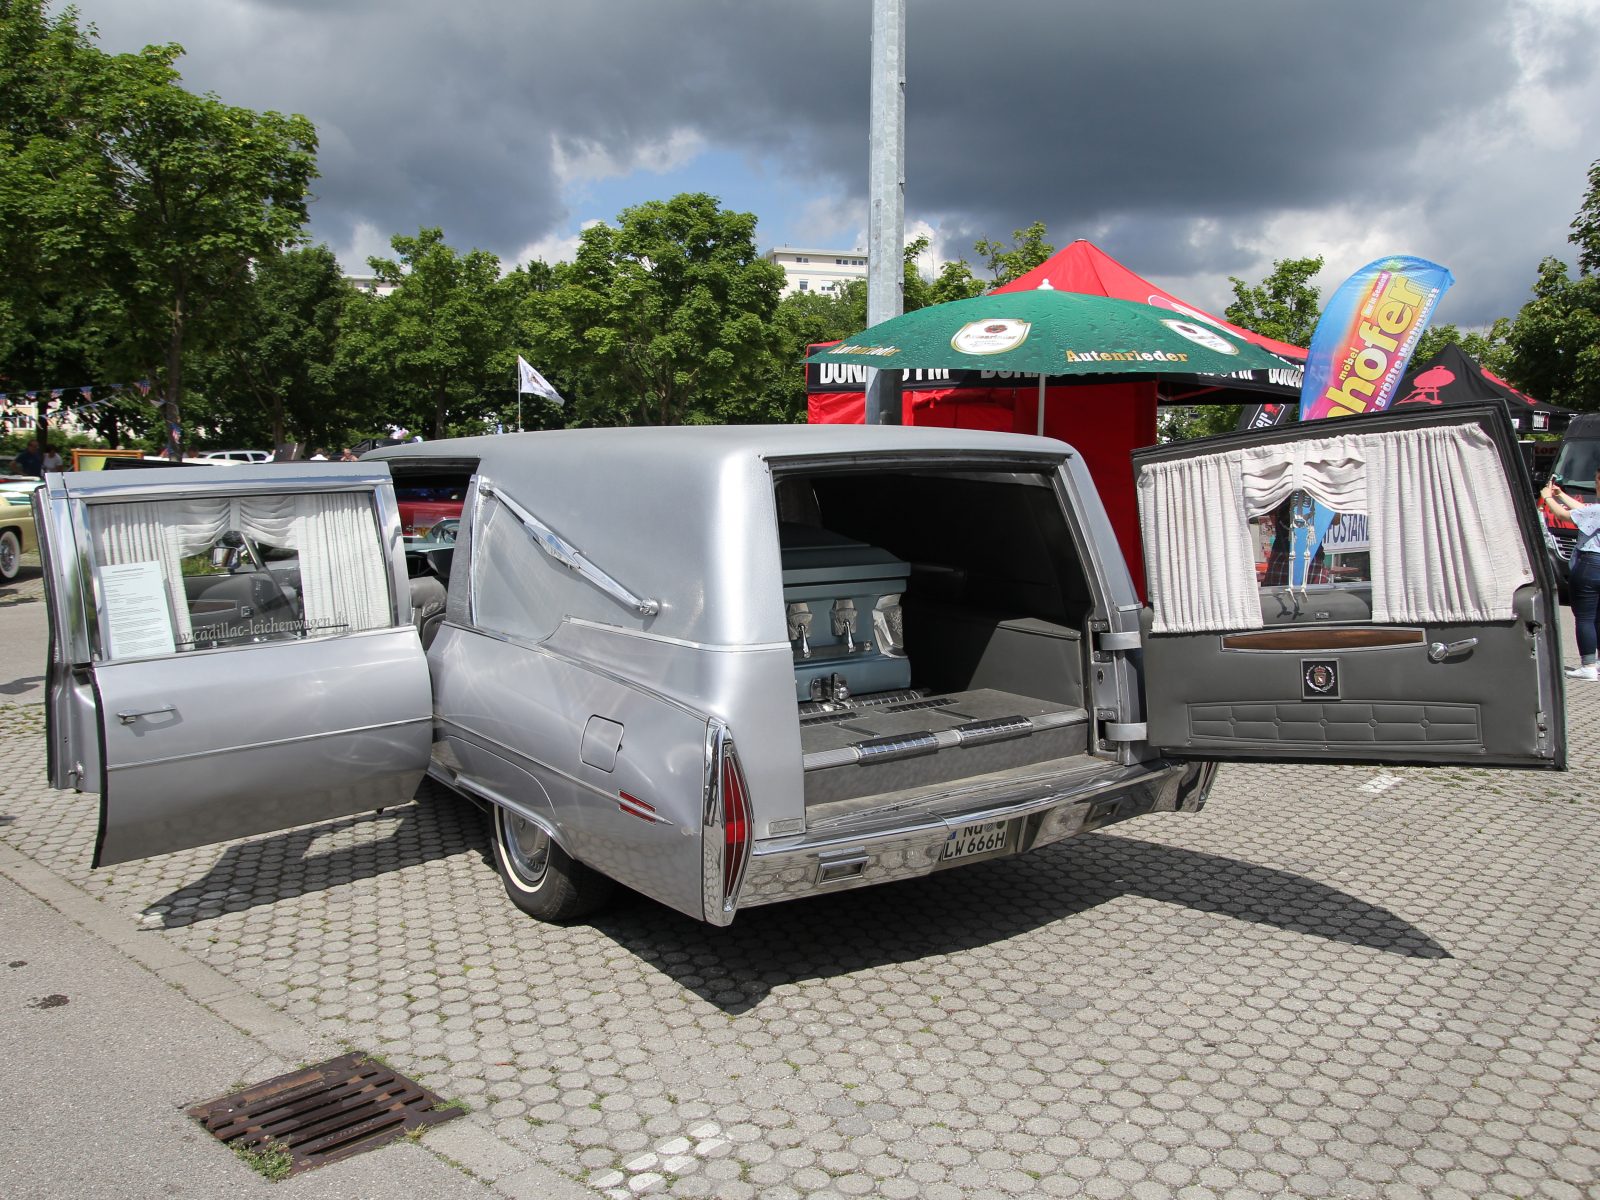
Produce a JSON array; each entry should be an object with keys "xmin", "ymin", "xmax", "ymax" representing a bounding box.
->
[
  {"xmin": 87, "ymin": 492, "xmax": 392, "ymax": 655},
  {"xmin": 1137, "ymin": 425, "xmax": 1534, "ymax": 633}
]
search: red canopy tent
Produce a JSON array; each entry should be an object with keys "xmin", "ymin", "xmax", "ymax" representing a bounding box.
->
[{"xmin": 808, "ymin": 240, "xmax": 1307, "ymax": 594}]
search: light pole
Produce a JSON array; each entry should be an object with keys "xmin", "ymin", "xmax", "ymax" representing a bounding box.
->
[{"xmin": 863, "ymin": 0, "xmax": 905, "ymax": 426}]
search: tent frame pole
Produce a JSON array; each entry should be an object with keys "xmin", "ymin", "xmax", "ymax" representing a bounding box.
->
[{"xmin": 1037, "ymin": 373, "xmax": 1046, "ymax": 437}]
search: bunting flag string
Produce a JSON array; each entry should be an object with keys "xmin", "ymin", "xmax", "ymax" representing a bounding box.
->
[{"xmin": 0, "ymin": 381, "xmax": 158, "ymax": 420}]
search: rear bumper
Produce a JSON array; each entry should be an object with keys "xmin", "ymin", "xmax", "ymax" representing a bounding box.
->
[{"xmin": 738, "ymin": 756, "xmax": 1194, "ymax": 910}]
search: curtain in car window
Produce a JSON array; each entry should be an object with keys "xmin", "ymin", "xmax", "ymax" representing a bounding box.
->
[
  {"xmin": 87, "ymin": 492, "xmax": 393, "ymax": 656},
  {"xmin": 292, "ymin": 492, "xmax": 392, "ymax": 635},
  {"xmin": 1138, "ymin": 424, "xmax": 1533, "ymax": 633},
  {"xmin": 1138, "ymin": 452, "xmax": 1261, "ymax": 633},
  {"xmin": 1365, "ymin": 425, "xmax": 1533, "ymax": 623}
]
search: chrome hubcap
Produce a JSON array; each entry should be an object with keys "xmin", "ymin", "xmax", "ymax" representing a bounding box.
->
[
  {"xmin": 0, "ymin": 537, "xmax": 14, "ymax": 575},
  {"xmin": 501, "ymin": 809, "xmax": 549, "ymax": 887}
]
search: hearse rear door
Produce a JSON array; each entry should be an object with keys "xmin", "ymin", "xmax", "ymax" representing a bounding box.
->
[
  {"xmin": 35, "ymin": 463, "xmax": 434, "ymax": 866},
  {"xmin": 1132, "ymin": 402, "xmax": 1566, "ymax": 768}
]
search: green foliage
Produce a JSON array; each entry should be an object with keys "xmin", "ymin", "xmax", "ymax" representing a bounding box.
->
[
  {"xmin": 1503, "ymin": 258, "xmax": 1600, "ymax": 411},
  {"xmin": 525, "ymin": 193, "xmax": 786, "ymax": 426},
  {"xmin": 1225, "ymin": 256, "xmax": 1324, "ymax": 349},
  {"xmin": 1156, "ymin": 405, "xmax": 1244, "ymax": 442},
  {"xmin": 184, "ymin": 246, "xmax": 371, "ymax": 454},
  {"xmin": 348, "ymin": 228, "xmax": 520, "ymax": 439},
  {"xmin": 0, "ymin": 3, "xmax": 318, "ymax": 454},
  {"xmin": 1409, "ymin": 319, "xmax": 1515, "ymax": 377},
  {"xmin": 973, "ymin": 222, "xmax": 1054, "ymax": 287},
  {"xmin": 1572, "ymin": 156, "xmax": 1600, "ymax": 278},
  {"xmin": 232, "ymin": 1137, "xmax": 293, "ymax": 1182},
  {"xmin": 729, "ymin": 288, "xmax": 861, "ymax": 425}
]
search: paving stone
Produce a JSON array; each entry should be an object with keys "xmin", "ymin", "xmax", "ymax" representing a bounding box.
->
[{"xmin": 3, "ymin": 623, "xmax": 1600, "ymax": 1198}]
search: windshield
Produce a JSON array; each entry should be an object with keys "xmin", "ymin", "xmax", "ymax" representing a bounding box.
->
[{"xmin": 1551, "ymin": 439, "xmax": 1600, "ymax": 492}]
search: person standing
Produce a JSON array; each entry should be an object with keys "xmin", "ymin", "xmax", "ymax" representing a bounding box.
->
[
  {"xmin": 1542, "ymin": 473, "xmax": 1600, "ymax": 680},
  {"xmin": 40, "ymin": 443, "xmax": 64, "ymax": 472},
  {"xmin": 9, "ymin": 439, "xmax": 43, "ymax": 477}
]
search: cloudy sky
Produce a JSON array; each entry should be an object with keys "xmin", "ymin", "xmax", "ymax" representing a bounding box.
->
[{"xmin": 72, "ymin": 0, "xmax": 1600, "ymax": 326}]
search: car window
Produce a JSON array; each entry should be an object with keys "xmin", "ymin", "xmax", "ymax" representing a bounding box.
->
[
  {"xmin": 83, "ymin": 490, "xmax": 395, "ymax": 660},
  {"xmin": 1250, "ymin": 492, "xmax": 1373, "ymax": 623}
]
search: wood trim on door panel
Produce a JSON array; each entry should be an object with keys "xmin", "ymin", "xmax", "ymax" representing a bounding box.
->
[{"xmin": 1221, "ymin": 628, "xmax": 1426, "ymax": 652}]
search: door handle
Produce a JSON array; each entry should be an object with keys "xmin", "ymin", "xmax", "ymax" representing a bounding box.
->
[
  {"xmin": 1427, "ymin": 638, "xmax": 1479, "ymax": 662},
  {"xmin": 116, "ymin": 704, "xmax": 176, "ymax": 724}
]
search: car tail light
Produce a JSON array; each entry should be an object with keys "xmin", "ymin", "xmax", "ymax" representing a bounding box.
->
[
  {"xmin": 720, "ymin": 745, "xmax": 752, "ymax": 904},
  {"xmin": 703, "ymin": 724, "xmax": 753, "ymax": 923}
]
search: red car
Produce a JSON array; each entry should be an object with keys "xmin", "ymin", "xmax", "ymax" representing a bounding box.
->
[{"xmin": 396, "ymin": 486, "xmax": 466, "ymax": 538}]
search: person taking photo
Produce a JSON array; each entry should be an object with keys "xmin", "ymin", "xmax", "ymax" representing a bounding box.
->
[{"xmin": 1542, "ymin": 473, "xmax": 1600, "ymax": 680}]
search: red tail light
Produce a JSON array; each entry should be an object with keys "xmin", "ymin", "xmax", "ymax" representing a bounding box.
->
[{"xmin": 720, "ymin": 743, "xmax": 752, "ymax": 905}]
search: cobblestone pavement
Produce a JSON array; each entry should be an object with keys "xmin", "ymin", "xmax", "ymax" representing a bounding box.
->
[{"xmin": 3, "ymin": 648, "xmax": 1599, "ymax": 1200}]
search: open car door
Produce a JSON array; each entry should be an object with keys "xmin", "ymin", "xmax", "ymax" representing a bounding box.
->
[
  {"xmin": 33, "ymin": 462, "xmax": 433, "ymax": 866},
  {"xmin": 1133, "ymin": 402, "xmax": 1565, "ymax": 768}
]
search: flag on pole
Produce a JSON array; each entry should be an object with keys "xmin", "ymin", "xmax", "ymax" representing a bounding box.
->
[{"xmin": 517, "ymin": 357, "xmax": 565, "ymax": 406}]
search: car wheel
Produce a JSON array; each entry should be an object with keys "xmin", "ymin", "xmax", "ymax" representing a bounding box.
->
[
  {"xmin": 491, "ymin": 805, "xmax": 613, "ymax": 921},
  {"xmin": 0, "ymin": 529, "xmax": 20, "ymax": 581}
]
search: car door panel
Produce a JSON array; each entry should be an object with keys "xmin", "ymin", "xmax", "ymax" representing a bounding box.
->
[
  {"xmin": 34, "ymin": 464, "xmax": 435, "ymax": 867},
  {"xmin": 94, "ymin": 629, "xmax": 431, "ymax": 864},
  {"xmin": 1134, "ymin": 404, "xmax": 1564, "ymax": 769},
  {"xmin": 1142, "ymin": 585, "xmax": 1549, "ymax": 762}
]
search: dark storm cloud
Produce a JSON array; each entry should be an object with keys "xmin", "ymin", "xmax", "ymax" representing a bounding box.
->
[{"xmin": 76, "ymin": 0, "xmax": 1600, "ymax": 321}]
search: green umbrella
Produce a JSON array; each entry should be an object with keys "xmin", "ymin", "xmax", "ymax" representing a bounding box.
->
[{"xmin": 804, "ymin": 290, "xmax": 1290, "ymax": 375}]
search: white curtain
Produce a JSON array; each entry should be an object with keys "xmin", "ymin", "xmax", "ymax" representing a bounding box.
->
[
  {"xmin": 1138, "ymin": 425, "xmax": 1534, "ymax": 633},
  {"xmin": 1138, "ymin": 452, "xmax": 1260, "ymax": 633},
  {"xmin": 293, "ymin": 492, "xmax": 392, "ymax": 635},
  {"xmin": 1365, "ymin": 425, "xmax": 1533, "ymax": 623},
  {"xmin": 88, "ymin": 491, "xmax": 393, "ymax": 653},
  {"xmin": 1238, "ymin": 436, "xmax": 1368, "ymax": 518}
]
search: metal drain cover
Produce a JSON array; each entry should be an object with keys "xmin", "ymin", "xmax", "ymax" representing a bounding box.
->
[{"xmin": 187, "ymin": 1052, "xmax": 462, "ymax": 1175}]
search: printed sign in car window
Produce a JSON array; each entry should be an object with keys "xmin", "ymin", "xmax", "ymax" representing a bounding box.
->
[
  {"xmin": 99, "ymin": 561, "xmax": 177, "ymax": 659},
  {"xmin": 85, "ymin": 493, "xmax": 393, "ymax": 660}
]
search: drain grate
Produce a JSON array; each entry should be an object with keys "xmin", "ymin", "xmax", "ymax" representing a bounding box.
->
[{"xmin": 187, "ymin": 1052, "xmax": 462, "ymax": 1176}]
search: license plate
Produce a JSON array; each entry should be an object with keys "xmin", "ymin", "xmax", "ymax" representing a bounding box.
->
[{"xmin": 943, "ymin": 820, "xmax": 1009, "ymax": 860}]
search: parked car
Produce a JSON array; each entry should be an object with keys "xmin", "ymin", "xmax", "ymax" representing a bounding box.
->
[
  {"xmin": 196, "ymin": 450, "xmax": 272, "ymax": 464},
  {"xmin": 32, "ymin": 402, "xmax": 1565, "ymax": 927},
  {"xmin": 0, "ymin": 475, "xmax": 41, "ymax": 580}
]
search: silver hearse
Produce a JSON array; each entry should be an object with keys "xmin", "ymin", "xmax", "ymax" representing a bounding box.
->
[{"xmin": 33, "ymin": 402, "xmax": 1565, "ymax": 925}]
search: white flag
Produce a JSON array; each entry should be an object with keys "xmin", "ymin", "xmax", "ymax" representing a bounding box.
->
[{"xmin": 517, "ymin": 356, "xmax": 565, "ymax": 405}]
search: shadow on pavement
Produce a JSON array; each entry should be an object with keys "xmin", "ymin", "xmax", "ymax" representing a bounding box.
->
[
  {"xmin": 588, "ymin": 830, "xmax": 1451, "ymax": 1013},
  {"xmin": 139, "ymin": 780, "xmax": 488, "ymax": 928}
]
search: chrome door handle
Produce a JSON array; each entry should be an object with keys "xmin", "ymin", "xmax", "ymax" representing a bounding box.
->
[
  {"xmin": 116, "ymin": 705, "xmax": 176, "ymax": 724},
  {"xmin": 1427, "ymin": 638, "xmax": 1479, "ymax": 662}
]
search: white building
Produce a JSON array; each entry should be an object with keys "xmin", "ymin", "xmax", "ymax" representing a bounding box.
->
[
  {"xmin": 344, "ymin": 274, "xmax": 398, "ymax": 298},
  {"xmin": 764, "ymin": 247, "xmax": 869, "ymax": 299}
]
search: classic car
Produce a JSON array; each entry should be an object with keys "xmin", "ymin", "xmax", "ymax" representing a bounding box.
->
[
  {"xmin": 33, "ymin": 402, "xmax": 1565, "ymax": 926},
  {"xmin": 0, "ymin": 474, "xmax": 41, "ymax": 580}
]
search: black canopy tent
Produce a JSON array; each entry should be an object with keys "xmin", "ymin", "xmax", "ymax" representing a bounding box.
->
[{"xmin": 1393, "ymin": 343, "xmax": 1576, "ymax": 435}]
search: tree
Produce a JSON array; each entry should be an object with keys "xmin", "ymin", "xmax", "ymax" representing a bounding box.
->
[
  {"xmin": 1572, "ymin": 155, "xmax": 1600, "ymax": 277},
  {"xmin": 348, "ymin": 228, "xmax": 518, "ymax": 440},
  {"xmin": 1408, "ymin": 319, "xmax": 1515, "ymax": 376},
  {"xmin": 526, "ymin": 193, "xmax": 786, "ymax": 426},
  {"xmin": 184, "ymin": 246, "xmax": 371, "ymax": 454},
  {"xmin": 1503, "ymin": 258, "xmax": 1600, "ymax": 411},
  {"xmin": 973, "ymin": 222, "xmax": 1054, "ymax": 287},
  {"xmin": 0, "ymin": 16, "xmax": 318, "ymax": 457},
  {"xmin": 1225, "ymin": 256, "xmax": 1324, "ymax": 349}
]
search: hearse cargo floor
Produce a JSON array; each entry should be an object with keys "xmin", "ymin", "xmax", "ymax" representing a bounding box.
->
[{"xmin": 798, "ymin": 688, "xmax": 1091, "ymax": 810}]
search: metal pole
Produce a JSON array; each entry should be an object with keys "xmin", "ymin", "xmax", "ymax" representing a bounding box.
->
[
  {"xmin": 1037, "ymin": 373, "xmax": 1046, "ymax": 437},
  {"xmin": 863, "ymin": 0, "xmax": 905, "ymax": 426}
]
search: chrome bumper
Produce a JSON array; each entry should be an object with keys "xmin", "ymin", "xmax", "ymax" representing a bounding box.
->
[{"xmin": 738, "ymin": 757, "xmax": 1189, "ymax": 909}]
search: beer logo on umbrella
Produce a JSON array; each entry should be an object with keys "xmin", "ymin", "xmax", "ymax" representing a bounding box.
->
[
  {"xmin": 951, "ymin": 319, "xmax": 1031, "ymax": 355},
  {"xmin": 1161, "ymin": 319, "xmax": 1240, "ymax": 355}
]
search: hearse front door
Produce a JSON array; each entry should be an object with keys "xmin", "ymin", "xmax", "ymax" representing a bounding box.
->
[
  {"xmin": 1133, "ymin": 402, "xmax": 1565, "ymax": 769},
  {"xmin": 35, "ymin": 463, "xmax": 434, "ymax": 866}
]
